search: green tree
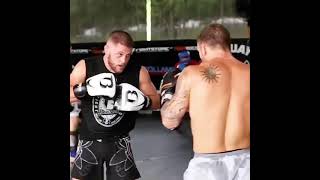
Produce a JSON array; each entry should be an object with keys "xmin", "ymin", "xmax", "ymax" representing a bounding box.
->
[{"xmin": 70, "ymin": 0, "xmax": 244, "ymax": 42}]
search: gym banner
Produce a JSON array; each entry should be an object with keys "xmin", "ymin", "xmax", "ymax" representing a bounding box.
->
[{"xmin": 71, "ymin": 39, "xmax": 250, "ymax": 88}]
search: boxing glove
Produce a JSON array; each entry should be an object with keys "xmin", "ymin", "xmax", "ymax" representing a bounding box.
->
[
  {"xmin": 113, "ymin": 83, "xmax": 151, "ymax": 111},
  {"xmin": 159, "ymin": 68, "xmax": 181, "ymax": 106},
  {"xmin": 85, "ymin": 73, "xmax": 116, "ymax": 98},
  {"xmin": 73, "ymin": 83, "xmax": 87, "ymax": 99}
]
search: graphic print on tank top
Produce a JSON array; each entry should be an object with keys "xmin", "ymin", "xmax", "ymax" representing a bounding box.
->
[{"xmin": 92, "ymin": 96, "xmax": 124, "ymax": 127}]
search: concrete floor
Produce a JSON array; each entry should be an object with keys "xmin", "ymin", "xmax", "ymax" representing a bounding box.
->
[{"xmin": 130, "ymin": 113, "xmax": 193, "ymax": 180}]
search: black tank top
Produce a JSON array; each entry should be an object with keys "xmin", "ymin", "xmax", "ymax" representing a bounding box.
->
[{"xmin": 79, "ymin": 56, "xmax": 141, "ymax": 140}]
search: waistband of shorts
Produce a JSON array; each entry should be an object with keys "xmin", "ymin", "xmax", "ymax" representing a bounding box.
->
[
  {"xmin": 81, "ymin": 133, "xmax": 129, "ymax": 142},
  {"xmin": 194, "ymin": 148, "xmax": 250, "ymax": 158}
]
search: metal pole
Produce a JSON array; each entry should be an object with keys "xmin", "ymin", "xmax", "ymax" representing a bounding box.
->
[
  {"xmin": 220, "ymin": 0, "xmax": 224, "ymax": 23},
  {"xmin": 146, "ymin": 0, "xmax": 152, "ymax": 41}
]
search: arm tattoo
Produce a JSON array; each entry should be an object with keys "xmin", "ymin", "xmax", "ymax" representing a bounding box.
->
[
  {"xmin": 161, "ymin": 91, "xmax": 188, "ymax": 120},
  {"xmin": 200, "ymin": 65, "xmax": 221, "ymax": 83},
  {"xmin": 161, "ymin": 70, "xmax": 190, "ymax": 127}
]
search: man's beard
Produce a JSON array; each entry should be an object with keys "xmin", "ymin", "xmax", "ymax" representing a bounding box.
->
[{"xmin": 106, "ymin": 54, "xmax": 125, "ymax": 74}]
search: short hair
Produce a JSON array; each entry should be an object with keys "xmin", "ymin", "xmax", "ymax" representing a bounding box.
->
[
  {"xmin": 107, "ymin": 30, "xmax": 134, "ymax": 48},
  {"xmin": 197, "ymin": 24, "xmax": 231, "ymax": 50}
]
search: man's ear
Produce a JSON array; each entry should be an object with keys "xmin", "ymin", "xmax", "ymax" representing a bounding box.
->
[
  {"xmin": 104, "ymin": 44, "xmax": 109, "ymax": 55},
  {"xmin": 198, "ymin": 43, "xmax": 206, "ymax": 60},
  {"xmin": 203, "ymin": 44, "xmax": 207, "ymax": 57},
  {"xmin": 197, "ymin": 42, "xmax": 202, "ymax": 59}
]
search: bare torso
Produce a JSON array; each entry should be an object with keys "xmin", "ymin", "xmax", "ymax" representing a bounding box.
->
[{"xmin": 188, "ymin": 57, "xmax": 250, "ymax": 153}]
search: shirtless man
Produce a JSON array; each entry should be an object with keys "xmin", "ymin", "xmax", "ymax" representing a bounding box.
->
[{"xmin": 160, "ymin": 23, "xmax": 250, "ymax": 180}]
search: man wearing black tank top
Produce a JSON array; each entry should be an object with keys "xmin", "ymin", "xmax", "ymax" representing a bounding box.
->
[{"xmin": 70, "ymin": 30, "xmax": 160, "ymax": 180}]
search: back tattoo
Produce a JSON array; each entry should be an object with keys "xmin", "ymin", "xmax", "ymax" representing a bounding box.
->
[{"xmin": 200, "ymin": 65, "xmax": 221, "ymax": 83}]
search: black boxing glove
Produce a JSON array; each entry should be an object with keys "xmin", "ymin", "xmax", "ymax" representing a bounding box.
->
[
  {"xmin": 73, "ymin": 83, "xmax": 87, "ymax": 99},
  {"xmin": 159, "ymin": 68, "xmax": 181, "ymax": 107}
]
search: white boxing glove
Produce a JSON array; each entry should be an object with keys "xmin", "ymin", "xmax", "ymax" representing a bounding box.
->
[
  {"xmin": 86, "ymin": 73, "xmax": 116, "ymax": 98},
  {"xmin": 114, "ymin": 83, "xmax": 151, "ymax": 111}
]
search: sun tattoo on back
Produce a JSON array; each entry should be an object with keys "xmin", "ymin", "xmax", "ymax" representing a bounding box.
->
[{"xmin": 200, "ymin": 65, "xmax": 221, "ymax": 83}]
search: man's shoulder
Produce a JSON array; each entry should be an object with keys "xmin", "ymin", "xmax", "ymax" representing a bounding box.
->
[
  {"xmin": 183, "ymin": 64, "xmax": 199, "ymax": 74},
  {"xmin": 82, "ymin": 56, "xmax": 104, "ymax": 68},
  {"xmin": 84, "ymin": 55, "xmax": 103, "ymax": 62},
  {"xmin": 179, "ymin": 65, "xmax": 199, "ymax": 80},
  {"xmin": 184, "ymin": 63, "xmax": 225, "ymax": 77},
  {"xmin": 127, "ymin": 62, "xmax": 142, "ymax": 71},
  {"xmin": 232, "ymin": 58, "xmax": 250, "ymax": 73}
]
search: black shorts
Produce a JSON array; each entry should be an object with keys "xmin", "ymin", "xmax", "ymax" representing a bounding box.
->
[{"xmin": 71, "ymin": 135, "xmax": 140, "ymax": 180}]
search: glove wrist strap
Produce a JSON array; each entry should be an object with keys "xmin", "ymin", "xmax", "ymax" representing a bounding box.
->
[
  {"xmin": 161, "ymin": 93, "xmax": 172, "ymax": 107},
  {"xmin": 143, "ymin": 96, "xmax": 152, "ymax": 110}
]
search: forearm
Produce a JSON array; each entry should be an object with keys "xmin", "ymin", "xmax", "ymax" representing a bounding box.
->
[
  {"xmin": 148, "ymin": 94, "xmax": 160, "ymax": 110},
  {"xmin": 159, "ymin": 66, "xmax": 190, "ymax": 130},
  {"xmin": 160, "ymin": 99, "xmax": 186, "ymax": 129}
]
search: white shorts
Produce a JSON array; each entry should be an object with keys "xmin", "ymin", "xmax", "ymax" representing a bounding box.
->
[
  {"xmin": 183, "ymin": 149, "xmax": 250, "ymax": 180},
  {"xmin": 70, "ymin": 102, "xmax": 81, "ymax": 118}
]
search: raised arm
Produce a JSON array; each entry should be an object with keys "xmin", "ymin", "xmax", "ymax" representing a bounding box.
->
[{"xmin": 160, "ymin": 67, "xmax": 191, "ymax": 130}]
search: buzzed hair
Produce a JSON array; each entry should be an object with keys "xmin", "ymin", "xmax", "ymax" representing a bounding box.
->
[
  {"xmin": 107, "ymin": 30, "xmax": 134, "ymax": 48},
  {"xmin": 197, "ymin": 24, "xmax": 231, "ymax": 50}
]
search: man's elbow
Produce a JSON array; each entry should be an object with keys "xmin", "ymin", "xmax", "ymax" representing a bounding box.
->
[
  {"xmin": 152, "ymin": 99, "xmax": 160, "ymax": 110},
  {"xmin": 161, "ymin": 119, "xmax": 180, "ymax": 130},
  {"xmin": 148, "ymin": 95, "xmax": 160, "ymax": 110}
]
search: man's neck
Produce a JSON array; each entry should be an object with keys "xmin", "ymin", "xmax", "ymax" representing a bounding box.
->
[
  {"xmin": 203, "ymin": 49, "xmax": 232, "ymax": 62},
  {"xmin": 103, "ymin": 55, "xmax": 115, "ymax": 73}
]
